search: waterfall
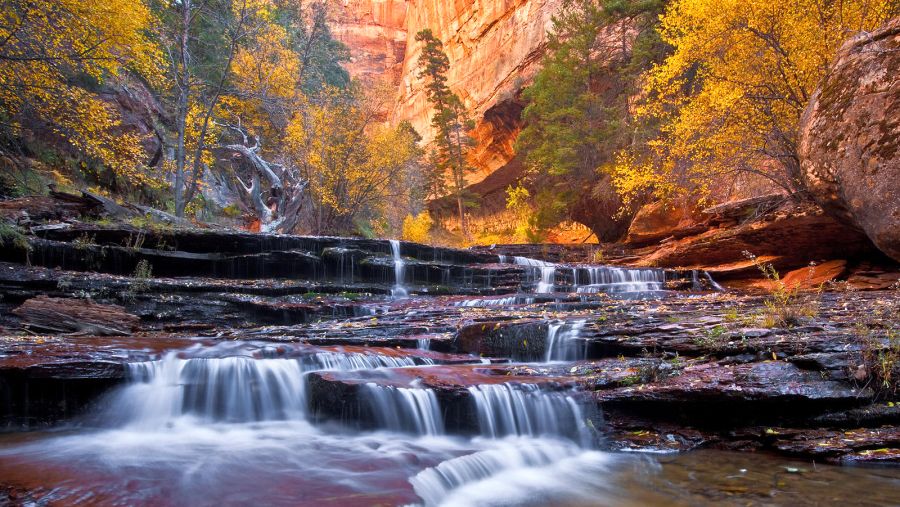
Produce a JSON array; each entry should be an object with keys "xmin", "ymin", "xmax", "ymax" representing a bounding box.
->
[
  {"xmin": 467, "ymin": 383, "xmax": 593, "ymax": 446},
  {"xmin": 114, "ymin": 348, "xmax": 435, "ymax": 426},
  {"xmin": 545, "ymin": 319, "xmax": 587, "ymax": 361},
  {"xmin": 309, "ymin": 351, "xmax": 431, "ymax": 370},
  {"xmin": 575, "ymin": 266, "xmax": 665, "ymax": 294},
  {"xmin": 704, "ymin": 271, "xmax": 725, "ymax": 291},
  {"xmin": 390, "ymin": 239, "xmax": 408, "ymax": 297},
  {"xmin": 364, "ymin": 383, "xmax": 444, "ymax": 435},
  {"xmin": 513, "ymin": 256, "xmax": 557, "ymax": 294},
  {"xmin": 120, "ymin": 356, "xmax": 308, "ymax": 425},
  {"xmin": 410, "ymin": 440, "xmax": 601, "ymax": 507},
  {"xmin": 454, "ymin": 296, "xmax": 520, "ymax": 307},
  {"xmin": 417, "ymin": 338, "xmax": 431, "ymax": 350}
]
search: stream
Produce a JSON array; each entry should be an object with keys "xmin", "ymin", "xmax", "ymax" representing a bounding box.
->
[{"xmin": 1, "ymin": 233, "xmax": 898, "ymax": 505}]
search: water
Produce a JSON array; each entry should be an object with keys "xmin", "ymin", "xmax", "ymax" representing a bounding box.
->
[
  {"xmin": 2, "ymin": 423, "xmax": 899, "ymax": 505},
  {"xmin": 545, "ymin": 319, "xmax": 588, "ymax": 361},
  {"xmin": 467, "ymin": 383, "xmax": 593, "ymax": 446},
  {"xmin": 364, "ymin": 383, "xmax": 445, "ymax": 436},
  {"xmin": 512, "ymin": 256, "xmax": 557, "ymax": 293},
  {"xmin": 454, "ymin": 296, "xmax": 521, "ymax": 307},
  {"xmin": 118, "ymin": 355, "xmax": 308, "ymax": 425},
  {"xmin": 574, "ymin": 266, "xmax": 665, "ymax": 294},
  {"xmin": 390, "ymin": 239, "xmax": 409, "ymax": 297}
]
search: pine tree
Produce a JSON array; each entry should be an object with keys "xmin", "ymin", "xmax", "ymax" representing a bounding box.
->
[{"xmin": 415, "ymin": 29, "xmax": 475, "ymax": 237}]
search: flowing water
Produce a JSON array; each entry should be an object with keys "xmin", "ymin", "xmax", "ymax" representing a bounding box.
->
[
  {"xmin": 545, "ymin": 320, "xmax": 588, "ymax": 362},
  {"xmin": 0, "ymin": 246, "xmax": 896, "ymax": 506},
  {"xmin": 391, "ymin": 239, "xmax": 409, "ymax": 298},
  {"xmin": 1, "ymin": 344, "xmax": 899, "ymax": 506}
]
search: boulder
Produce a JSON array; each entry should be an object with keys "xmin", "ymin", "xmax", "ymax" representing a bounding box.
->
[
  {"xmin": 799, "ymin": 19, "xmax": 900, "ymax": 261},
  {"xmin": 625, "ymin": 201, "xmax": 707, "ymax": 247}
]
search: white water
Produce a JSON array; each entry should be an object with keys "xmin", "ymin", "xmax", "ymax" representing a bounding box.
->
[
  {"xmin": 410, "ymin": 438, "xmax": 620, "ymax": 507},
  {"xmin": 364, "ymin": 383, "xmax": 445, "ymax": 436},
  {"xmin": 115, "ymin": 347, "xmax": 434, "ymax": 426},
  {"xmin": 545, "ymin": 319, "xmax": 588, "ymax": 361},
  {"xmin": 575, "ymin": 266, "xmax": 665, "ymax": 294},
  {"xmin": 467, "ymin": 383, "xmax": 593, "ymax": 446},
  {"xmin": 512, "ymin": 256, "xmax": 557, "ymax": 293},
  {"xmin": 454, "ymin": 296, "xmax": 521, "ymax": 307},
  {"xmin": 391, "ymin": 239, "xmax": 409, "ymax": 297}
]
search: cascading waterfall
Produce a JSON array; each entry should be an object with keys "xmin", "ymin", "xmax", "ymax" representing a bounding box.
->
[
  {"xmin": 390, "ymin": 239, "xmax": 408, "ymax": 297},
  {"xmin": 119, "ymin": 355, "xmax": 308, "ymax": 425},
  {"xmin": 454, "ymin": 296, "xmax": 521, "ymax": 307},
  {"xmin": 410, "ymin": 439, "xmax": 606, "ymax": 507},
  {"xmin": 545, "ymin": 319, "xmax": 588, "ymax": 361},
  {"xmin": 575, "ymin": 266, "xmax": 665, "ymax": 294},
  {"xmin": 512, "ymin": 256, "xmax": 557, "ymax": 294},
  {"xmin": 466, "ymin": 383, "xmax": 593, "ymax": 446},
  {"xmin": 364, "ymin": 383, "xmax": 444, "ymax": 435},
  {"xmin": 115, "ymin": 348, "xmax": 435, "ymax": 426},
  {"xmin": 309, "ymin": 351, "xmax": 431, "ymax": 370}
]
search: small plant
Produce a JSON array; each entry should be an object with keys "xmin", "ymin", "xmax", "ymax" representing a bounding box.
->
[
  {"xmin": 743, "ymin": 251, "xmax": 820, "ymax": 328},
  {"xmin": 123, "ymin": 231, "xmax": 146, "ymax": 251},
  {"xmin": 0, "ymin": 222, "xmax": 31, "ymax": 252},
  {"xmin": 130, "ymin": 260, "xmax": 153, "ymax": 293},
  {"xmin": 694, "ymin": 324, "xmax": 729, "ymax": 351},
  {"xmin": 591, "ymin": 248, "xmax": 605, "ymax": 264},
  {"xmin": 73, "ymin": 233, "xmax": 97, "ymax": 250},
  {"xmin": 856, "ymin": 300, "xmax": 900, "ymax": 397}
]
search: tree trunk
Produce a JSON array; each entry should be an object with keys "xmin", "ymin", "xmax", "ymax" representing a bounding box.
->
[{"xmin": 174, "ymin": 0, "xmax": 191, "ymax": 217}]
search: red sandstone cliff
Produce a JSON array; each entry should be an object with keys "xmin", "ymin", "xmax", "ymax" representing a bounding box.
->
[{"xmin": 332, "ymin": 0, "xmax": 561, "ymax": 185}]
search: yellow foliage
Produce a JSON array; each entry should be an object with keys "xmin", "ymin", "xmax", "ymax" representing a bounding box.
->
[
  {"xmin": 613, "ymin": 0, "xmax": 897, "ymax": 202},
  {"xmin": 0, "ymin": 0, "xmax": 162, "ymax": 189},
  {"xmin": 402, "ymin": 212, "xmax": 434, "ymax": 244},
  {"xmin": 285, "ymin": 86, "xmax": 421, "ymax": 231}
]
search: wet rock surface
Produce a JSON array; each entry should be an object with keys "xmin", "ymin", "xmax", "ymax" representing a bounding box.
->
[{"xmin": 0, "ymin": 226, "xmax": 898, "ymax": 470}]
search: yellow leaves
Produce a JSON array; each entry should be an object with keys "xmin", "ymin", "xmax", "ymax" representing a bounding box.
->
[
  {"xmin": 232, "ymin": 23, "xmax": 300, "ymax": 103},
  {"xmin": 1, "ymin": 0, "xmax": 163, "ymax": 192},
  {"xmin": 401, "ymin": 212, "xmax": 434, "ymax": 244},
  {"xmin": 619, "ymin": 0, "xmax": 898, "ymax": 203}
]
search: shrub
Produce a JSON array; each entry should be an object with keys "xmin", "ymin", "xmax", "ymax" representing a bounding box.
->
[
  {"xmin": 744, "ymin": 251, "xmax": 820, "ymax": 328},
  {"xmin": 856, "ymin": 299, "xmax": 900, "ymax": 397},
  {"xmin": 401, "ymin": 211, "xmax": 434, "ymax": 244}
]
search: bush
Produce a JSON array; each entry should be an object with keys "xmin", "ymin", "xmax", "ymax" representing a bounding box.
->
[
  {"xmin": 744, "ymin": 251, "xmax": 819, "ymax": 328},
  {"xmin": 401, "ymin": 212, "xmax": 434, "ymax": 244},
  {"xmin": 856, "ymin": 299, "xmax": 900, "ymax": 397}
]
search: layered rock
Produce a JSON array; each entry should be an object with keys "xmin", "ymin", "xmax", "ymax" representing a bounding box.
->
[
  {"xmin": 331, "ymin": 0, "xmax": 560, "ymax": 184},
  {"xmin": 331, "ymin": 0, "xmax": 408, "ymax": 85},
  {"xmin": 395, "ymin": 0, "xmax": 560, "ymax": 183},
  {"xmin": 799, "ymin": 19, "xmax": 900, "ymax": 262}
]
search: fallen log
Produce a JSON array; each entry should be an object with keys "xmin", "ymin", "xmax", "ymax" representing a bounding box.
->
[{"xmin": 12, "ymin": 296, "xmax": 140, "ymax": 336}]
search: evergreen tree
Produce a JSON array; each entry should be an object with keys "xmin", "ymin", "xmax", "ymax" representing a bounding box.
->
[
  {"xmin": 515, "ymin": 0, "xmax": 666, "ymax": 240},
  {"xmin": 415, "ymin": 29, "xmax": 475, "ymax": 237}
]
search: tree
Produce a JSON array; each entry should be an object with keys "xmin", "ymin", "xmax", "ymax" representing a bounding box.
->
[
  {"xmin": 515, "ymin": 0, "xmax": 666, "ymax": 240},
  {"xmin": 151, "ymin": 0, "xmax": 279, "ymax": 217},
  {"xmin": 0, "ymin": 0, "xmax": 161, "ymax": 190},
  {"xmin": 285, "ymin": 86, "xmax": 423, "ymax": 235},
  {"xmin": 415, "ymin": 29, "xmax": 475, "ymax": 238},
  {"xmin": 614, "ymin": 0, "xmax": 898, "ymax": 204}
]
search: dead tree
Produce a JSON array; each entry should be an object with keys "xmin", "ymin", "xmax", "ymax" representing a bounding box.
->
[{"xmin": 217, "ymin": 121, "xmax": 308, "ymax": 233}]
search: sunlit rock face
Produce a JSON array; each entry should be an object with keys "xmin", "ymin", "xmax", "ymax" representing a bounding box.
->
[
  {"xmin": 333, "ymin": 0, "xmax": 560, "ymax": 185},
  {"xmin": 332, "ymin": 0, "xmax": 409, "ymax": 85}
]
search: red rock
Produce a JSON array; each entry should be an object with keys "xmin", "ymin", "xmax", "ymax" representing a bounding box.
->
[
  {"xmin": 799, "ymin": 19, "xmax": 900, "ymax": 262},
  {"xmin": 779, "ymin": 259, "xmax": 847, "ymax": 290}
]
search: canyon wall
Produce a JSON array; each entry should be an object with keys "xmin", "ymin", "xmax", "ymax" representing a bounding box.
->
[{"xmin": 332, "ymin": 0, "xmax": 561, "ymax": 185}]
